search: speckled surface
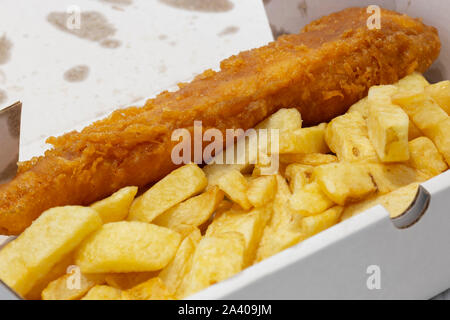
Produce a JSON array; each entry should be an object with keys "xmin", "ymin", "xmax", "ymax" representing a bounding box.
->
[{"xmin": 0, "ymin": 0, "xmax": 272, "ymax": 160}]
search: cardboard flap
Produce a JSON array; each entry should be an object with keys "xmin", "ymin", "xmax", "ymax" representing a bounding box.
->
[{"xmin": 0, "ymin": 101, "xmax": 21, "ymax": 185}]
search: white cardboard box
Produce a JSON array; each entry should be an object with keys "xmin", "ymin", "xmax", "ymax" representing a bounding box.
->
[{"xmin": 1, "ymin": 0, "xmax": 449, "ymax": 300}]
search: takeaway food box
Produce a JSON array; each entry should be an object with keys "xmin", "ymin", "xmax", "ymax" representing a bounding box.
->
[{"xmin": 0, "ymin": 0, "xmax": 449, "ymax": 299}]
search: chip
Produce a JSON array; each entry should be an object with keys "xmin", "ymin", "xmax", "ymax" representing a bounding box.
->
[
  {"xmin": 128, "ymin": 164, "xmax": 207, "ymax": 223},
  {"xmin": 25, "ymin": 253, "xmax": 74, "ymax": 300},
  {"xmin": 255, "ymin": 176, "xmax": 303, "ymax": 262},
  {"xmin": 159, "ymin": 228, "xmax": 200, "ymax": 294},
  {"xmin": 407, "ymin": 137, "xmax": 448, "ymax": 177},
  {"xmin": 216, "ymin": 169, "xmax": 252, "ymax": 210},
  {"xmin": 423, "ymin": 118, "xmax": 450, "ymax": 165},
  {"xmin": 347, "ymin": 96, "xmax": 369, "ymax": 119},
  {"xmin": 206, "ymin": 206, "xmax": 269, "ymax": 266},
  {"xmin": 425, "ymin": 80, "xmax": 450, "ymax": 115},
  {"xmin": 289, "ymin": 181, "xmax": 335, "ymax": 216},
  {"xmin": 75, "ymin": 222, "xmax": 181, "ymax": 273},
  {"xmin": 42, "ymin": 271, "xmax": 105, "ymax": 300},
  {"xmin": 247, "ymin": 175, "xmax": 277, "ymax": 207},
  {"xmin": 393, "ymin": 93, "xmax": 447, "ymax": 137},
  {"xmin": 122, "ymin": 277, "xmax": 175, "ymax": 300},
  {"xmin": 325, "ymin": 112, "xmax": 378, "ymax": 162},
  {"xmin": 368, "ymin": 163, "xmax": 427, "ymax": 194},
  {"xmin": 341, "ymin": 183, "xmax": 420, "ymax": 220},
  {"xmin": 368, "ymin": 85, "xmax": 398, "ymax": 104},
  {"xmin": 256, "ymin": 108, "xmax": 302, "ymax": 131},
  {"xmin": 81, "ymin": 285, "xmax": 122, "ymax": 300},
  {"xmin": 0, "ymin": 206, "xmax": 102, "ymax": 296},
  {"xmin": 279, "ymin": 123, "xmax": 330, "ymax": 154},
  {"xmin": 313, "ymin": 163, "xmax": 377, "ymax": 205},
  {"xmin": 153, "ymin": 186, "xmax": 223, "ymax": 230},
  {"xmin": 91, "ymin": 186, "xmax": 138, "ymax": 223},
  {"xmin": 367, "ymin": 102, "xmax": 410, "ymax": 162},
  {"xmin": 301, "ymin": 206, "xmax": 343, "ymax": 239},
  {"xmin": 394, "ymin": 72, "xmax": 429, "ymax": 97},
  {"xmin": 284, "ymin": 164, "xmax": 313, "ymax": 193},
  {"xmin": 178, "ymin": 232, "xmax": 245, "ymax": 298}
]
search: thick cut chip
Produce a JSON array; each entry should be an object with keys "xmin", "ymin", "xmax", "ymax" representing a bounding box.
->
[
  {"xmin": 81, "ymin": 285, "xmax": 122, "ymax": 300},
  {"xmin": 255, "ymin": 175, "xmax": 303, "ymax": 262},
  {"xmin": 424, "ymin": 118, "xmax": 450, "ymax": 165},
  {"xmin": 367, "ymin": 103, "xmax": 410, "ymax": 162},
  {"xmin": 325, "ymin": 112, "xmax": 378, "ymax": 162},
  {"xmin": 178, "ymin": 232, "xmax": 245, "ymax": 298},
  {"xmin": 392, "ymin": 92, "xmax": 450, "ymax": 164},
  {"xmin": 263, "ymin": 175, "xmax": 298, "ymax": 230},
  {"xmin": 408, "ymin": 137, "xmax": 448, "ymax": 177},
  {"xmin": 42, "ymin": 271, "xmax": 105, "ymax": 300},
  {"xmin": 216, "ymin": 169, "xmax": 252, "ymax": 210},
  {"xmin": 0, "ymin": 206, "xmax": 102, "ymax": 296},
  {"xmin": 247, "ymin": 175, "xmax": 277, "ymax": 207},
  {"xmin": 409, "ymin": 99, "xmax": 448, "ymax": 138},
  {"xmin": 301, "ymin": 206, "xmax": 343, "ymax": 239},
  {"xmin": 368, "ymin": 85, "xmax": 398, "ymax": 104},
  {"xmin": 256, "ymin": 226, "xmax": 303, "ymax": 263},
  {"xmin": 205, "ymin": 206, "xmax": 268, "ymax": 266},
  {"xmin": 393, "ymin": 93, "xmax": 447, "ymax": 136},
  {"xmin": 279, "ymin": 123, "xmax": 330, "ymax": 154},
  {"xmin": 158, "ymin": 228, "xmax": 200, "ymax": 294},
  {"xmin": 122, "ymin": 277, "xmax": 175, "ymax": 300},
  {"xmin": 91, "ymin": 186, "xmax": 138, "ymax": 223},
  {"xmin": 313, "ymin": 163, "xmax": 377, "ymax": 205},
  {"xmin": 256, "ymin": 108, "xmax": 302, "ymax": 131},
  {"xmin": 104, "ymin": 272, "xmax": 157, "ymax": 290},
  {"xmin": 196, "ymin": 200, "xmax": 232, "ymax": 234},
  {"xmin": 75, "ymin": 221, "xmax": 181, "ymax": 273},
  {"xmin": 279, "ymin": 153, "xmax": 337, "ymax": 166},
  {"xmin": 25, "ymin": 253, "xmax": 74, "ymax": 300},
  {"xmin": 203, "ymin": 163, "xmax": 248, "ymax": 188},
  {"xmin": 284, "ymin": 164, "xmax": 313, "ymax": 193},
  {"xmin": 394, "ymin": 72, "xmax": 429, "ymax": 97},
  {"xmin": 425, "ymin": 80, "xmax": 450, "ymax": 115},
  {"xmin": 378, "ymin": 183, "xmax": 421, "ymax": 218},
  {"xmin": 289, "ymin": 181, "xmax": 335, "ymax": 216},
  {"xmin": 341, "ymin": 183, "xmax": 420, "ymax": 220},
  {"xmin": 153, "ymin": 186, "xmax": 223, "ymax": 229},
  {"xmin": 128, "ymin": 164, "xmax": 207, "ymax": 222},
  {"xmin": 347, "ymin": 97, "xmax": 369, "ymax": 119},
  {"xmin": 368, "ymin": 163, "xmax": 426, "ymax": 194},
  {"xmin": 391, "ymin": 92, "xmax": 424, "ymax": 115}
]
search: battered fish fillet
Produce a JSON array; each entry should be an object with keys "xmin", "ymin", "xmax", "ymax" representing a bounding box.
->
[{"xmin": 0, "ymin": 8, "xmax": 440, "ymax": 234}]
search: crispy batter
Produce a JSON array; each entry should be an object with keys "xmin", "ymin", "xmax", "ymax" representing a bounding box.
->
[{"xmin": 0, "ymin": 8, "xmax": 440, "ymax": 234}]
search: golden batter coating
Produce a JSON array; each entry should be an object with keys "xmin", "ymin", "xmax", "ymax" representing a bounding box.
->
[{"xmin": 0, "ymin": 7, "xmax": 440, "ymax": 234}]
